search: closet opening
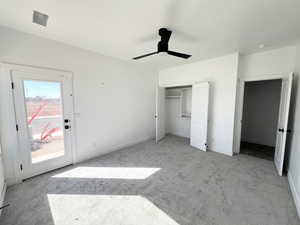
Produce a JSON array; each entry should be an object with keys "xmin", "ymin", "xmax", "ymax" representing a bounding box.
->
[
  {"xmin": 240, "ymin": 79, "xmax": 282, "ymax": 161},
  {"xmin": 165, "ymin": 86, "xmax": 192, "ymax": 140},
  {"xmin": 156, "ymin": 82, "xmax": 210, "ymax": 151}
]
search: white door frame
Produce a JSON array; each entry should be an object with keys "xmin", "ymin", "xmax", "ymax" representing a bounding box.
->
[
  {"xmin": 160, "ymin": 81, "xmax": 195, "ymax": 88},
  {"xmin": 155, "ymin": 86, "xmax": 166, "ymax": 143},
  {"xmin": 0, "ymin": 62, "xmax": 76, "ymax": 182},
  {"xmin": 234, "ymin": 74, "xmax": 290, "ymax": 155}
]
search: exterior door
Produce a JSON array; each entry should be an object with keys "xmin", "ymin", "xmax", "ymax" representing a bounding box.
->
[
  {"xmin": 156, "ymin": 86, "xmax": 165, "ymax": 143},
  {"xmin": 190, "ymin": 82, "xmax": 209, "ymax": 151},
  {"xmin": 12, "ymin": 69, "xmax": 74, "ymax": 179},
  {"xmin": 274, "ymin": 73, "xmax": 293, "ymax": 176}
]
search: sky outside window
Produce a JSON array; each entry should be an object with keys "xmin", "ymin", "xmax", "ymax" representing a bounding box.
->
[{"xmin": 24, "ymin": 80, "xmax": 61, "ymax": 99}]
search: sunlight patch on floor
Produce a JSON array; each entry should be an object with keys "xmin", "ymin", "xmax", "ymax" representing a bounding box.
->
[
  {"xmin": 52, "ymin": 167, "xmax": 161, "ymax": 179},
  {"xmin": 47, "ymin": 194, "xmax": 180, "ymax": 225}
]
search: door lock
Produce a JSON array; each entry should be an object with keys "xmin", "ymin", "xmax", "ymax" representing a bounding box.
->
[{"xmin": 65, "ymin": 125, "xmax": 70, "ymax": 129}]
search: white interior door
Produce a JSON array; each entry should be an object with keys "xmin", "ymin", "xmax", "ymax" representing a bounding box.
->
[
  {"xmin": 156, "ymin": 86, "xmax": 165, "ymax": 143},
  {"xmin": 274, "ymin": 73, "xmax": 293, "ymax": 176},
  {"xmin": 190, "ymin": 82, "xmax": 209, "ymax": 151},
  {"xmin": 12, "ymin": 69, "xmax": 74, "ymax": 179}
]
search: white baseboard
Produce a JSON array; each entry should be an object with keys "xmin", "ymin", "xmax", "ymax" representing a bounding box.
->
[
  {"xmin": 75, "ymin": 136, "xmax": 155, "ymax": 164},
  {"xmin": 5, "ymin": 136, "xmax": 155, "ymax": 186},
  {"xmin": 0, "ymin": 182, "xmax": 7, "ymax": 216},
  {"xmin": 5, "ymin": 178, "xmax": 21, "ymax": 187},
  {"xmin": 288, "ymin": 172, "xmax": 300, "ymax": 218}
]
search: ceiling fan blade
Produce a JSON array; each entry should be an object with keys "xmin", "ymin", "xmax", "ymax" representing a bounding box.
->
[
  {"xmin": 133, "ymin": 52, "xmax": 158, "ymax": 60},
  {"xmin": 167, "ymin": 51, "xmax": 191, "ymax": 59}
]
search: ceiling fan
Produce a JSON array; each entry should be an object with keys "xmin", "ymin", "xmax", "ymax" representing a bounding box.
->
[{"xmin": 133, "ymin": 28, "xmax": 192, "ymax": 60}]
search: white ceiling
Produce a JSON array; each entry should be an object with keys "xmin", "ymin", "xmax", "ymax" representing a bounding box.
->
[{"xmin": 1, "ymin": 0, "xmax": 300, "ymax": 69}]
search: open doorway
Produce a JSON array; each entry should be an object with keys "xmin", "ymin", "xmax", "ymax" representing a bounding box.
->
[
  {"xmin": 240, "ymin": 79, "xmax": 282, "ymax": 161},
  {"xmin": 236, "ymin": 73, "xmax": 293, "ymax": 176}
]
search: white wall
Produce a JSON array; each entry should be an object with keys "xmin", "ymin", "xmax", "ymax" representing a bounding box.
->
[
  {"xmin": 160, "ymin": 53, "xmax": 239, "ymax": 156},
  {"xmin": 166, "ymin": 88, "xmax": 192, "ymax": 138},
  {"xmin": 0, "ymin": 140, "xmax": 4, "ymax": 189},
  {"xmin": 239, "ymin": 46, "xmax": 297, "ymax": 79},
  {"xmin": 0, "ymin": 155, "xmax": 3, "ymax": 196},
  {"xmin": 0, "ymin": 100, "xmax": 5, "ymax": 213},
  {"xmin": 288, "ymin": 43, "xmax": 300, "ymax": 216},
  {"xmin": 0, "ymin": 141, "xmax": 5, "ymax": 215},
  {"xmin": 241, "ymin": 80, "xmax": 282, "ymax": 147},
  {"xmin": 0, "ymin": 26, "xmax": 157, "ymax": 185}
]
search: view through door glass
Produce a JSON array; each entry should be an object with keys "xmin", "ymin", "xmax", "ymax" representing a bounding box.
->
[{"xmin": 23, "ymin": 80, "xmax": 65, "ymax": 163}]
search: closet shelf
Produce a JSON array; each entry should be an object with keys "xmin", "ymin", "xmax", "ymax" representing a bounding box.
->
[{"xmin": 166, "ymin": 95, "xmax": 181, "ymax": 99}]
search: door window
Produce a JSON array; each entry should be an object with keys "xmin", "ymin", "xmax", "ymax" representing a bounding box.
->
[{"xmin": 23, "ymin": 80, "xmax": 65, "ymax": 163}]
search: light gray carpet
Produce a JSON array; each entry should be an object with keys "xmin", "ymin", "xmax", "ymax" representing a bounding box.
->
[{"xmin": 1, "ymin": 135, "xmax": 299, "ymax": 225}]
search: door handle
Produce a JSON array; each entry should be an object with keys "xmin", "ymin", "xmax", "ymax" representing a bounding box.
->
[
  {"xmin": 64, "ymin": 119, "xmax": 70, "ymax": 123},
  {"xmin": 65, "ymin": 125, "xmax": 71, "ymax": 129},
  {"xmin": 278, "ymin": 128, "xmax": 284, "ymax": 132}
]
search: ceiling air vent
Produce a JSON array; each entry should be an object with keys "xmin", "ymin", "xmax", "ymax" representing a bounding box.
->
[{"xmin": 33, "ymin": 10, "xmax": 49, "ymax": 27}]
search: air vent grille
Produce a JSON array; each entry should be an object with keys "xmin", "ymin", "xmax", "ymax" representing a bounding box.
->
[{"xmin": 33, "ymin": 10, "xmax": 48, "ymax": 27}]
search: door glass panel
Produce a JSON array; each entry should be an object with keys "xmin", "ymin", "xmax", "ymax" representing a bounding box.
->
[{"xmin": 23, "ymin": 80, "xmax": 65, "ymax": 163}]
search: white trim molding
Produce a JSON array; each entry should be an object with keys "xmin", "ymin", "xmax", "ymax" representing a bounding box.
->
[
  {"xmin": 242, "ymin": 74, "xmax": 289, "ymax": 82},
  {"xmin": 75, "ymin": 135, "xmax": 155, "ymax": 164},
  {"xmin": 288, "ymin": 172, "xmax": 300, "ymax": 218}
]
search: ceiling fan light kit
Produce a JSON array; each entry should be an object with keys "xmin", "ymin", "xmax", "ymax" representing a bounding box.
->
[{"xmin": 133, "ymin": 28, "xmax": 192, "ymax": 60}]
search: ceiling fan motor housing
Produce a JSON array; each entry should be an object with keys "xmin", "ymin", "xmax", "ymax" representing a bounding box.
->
[
  {"xmin": 132, "ymin": 27, "xmax": 191, "ymax": 60},
  {"xmin": 158, "ymin": 28, "xmax": 172, "ymax": 52}
]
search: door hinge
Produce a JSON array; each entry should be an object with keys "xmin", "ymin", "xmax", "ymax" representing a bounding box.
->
[
  {"xmin": 16, "ymin": 124, "xmax": 19, "ymax": 131},
  {"xmin": 20, "ymin": 164, "xmax": 23, "ymax": 171},
  {"xmin": 11, "ymin": 82, "xmax": 14, "ymax": 89}
]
